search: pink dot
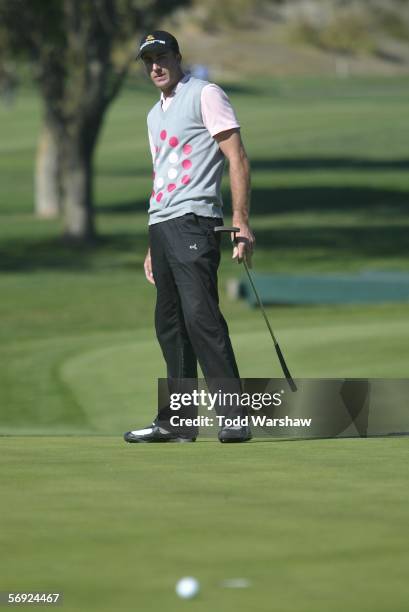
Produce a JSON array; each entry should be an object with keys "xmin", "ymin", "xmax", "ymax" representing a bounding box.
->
[
  {"xmin": 155, "ymin": 145, "xmax": 160, "ymax": 152},
  {"xmin": 181, "ymin": 175, "xmax": 190, "ymax": 185},
  {"xmin": 169, "ymin": 136, "xmax": 179, "ymax": 148},
  {"xmin": 152, "ymin": 171, "xmax": 156, "ymax": 179},
  {"xmin": 160, "ymin": 130, "xmax": 167, "ymax": 141},
  {"xmin": 183, "ymin": 144, "xmax": 192, "ymax": 155},
  {"xmin": 167, "ymin": 183, "xmax": 176, "ymax": 192},
  {"xmin": 156, "ymin": 192, "xmax": 163, "ymax": 202},
  {"xmin": 152, "ymin": 190, "xmax": 155, "ymax": 197},
  {"xmin": 182, "ymin": 159, "xmax": 192, "ymax": 170}
]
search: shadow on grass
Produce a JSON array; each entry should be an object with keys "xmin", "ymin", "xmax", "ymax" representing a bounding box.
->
[
  {"xmin": 251, "ymin": 157, "xmax": 409, "ymax": 172},
  {"xmin": 224, "ymin": 185, "xmax": 409, "ymax": 216},
  {"xmin": 250, "ymin": 225, "xmax": 409, "ymax": 255},
  {"xmin": 97, "ymin": 156, "xmax": 409, "ymax": 181},
  {"xmin": 1, "ymin": 183, "xmax": 408, "ymax": 272},
  {"xmin": 0, "ymin": 232, "xmax": 149, "ymax": 272},
  {"xmin": 102, "ymin": 185, "xmax": 409, "ymax": 217},
  {"xmin": 96, "ymin": 166, "xmax": 152, "ymax": 179},
  {"xmin": 98, "ymin": 200, "xmax": 146, "ymax": 213}
]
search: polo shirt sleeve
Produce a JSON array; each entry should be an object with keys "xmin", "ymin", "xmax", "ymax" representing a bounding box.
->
[{"xmin": 201, "ymin": 83, "xmax": 240, "ymax": 137}]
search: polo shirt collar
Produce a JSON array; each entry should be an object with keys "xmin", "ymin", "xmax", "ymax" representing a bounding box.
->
[{"xmin": 160, "ymin": 73, "xmax": 190, "ymax": 105}]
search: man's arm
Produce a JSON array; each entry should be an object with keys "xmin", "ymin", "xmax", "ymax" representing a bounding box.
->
[
  {"xmin": 215, "ymin": 128, "xmax": 255, "ymax": 265},
  {"xmin": 144, "ymin": 128, "xmax": 156, "ymax": 285}
]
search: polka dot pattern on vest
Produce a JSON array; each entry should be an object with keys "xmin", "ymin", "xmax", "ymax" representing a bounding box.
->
[{"xmin": 151, "ymin": 134, "xmax": 193, "ymax": 203}]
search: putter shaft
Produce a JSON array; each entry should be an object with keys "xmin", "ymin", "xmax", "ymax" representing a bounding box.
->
[{"xmin": 215, "ymin": 226, "xmax": 297, "ymax": 392}]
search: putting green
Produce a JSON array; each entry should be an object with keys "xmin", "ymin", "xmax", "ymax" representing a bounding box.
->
[{"xmin": 1, "ymin": 437, "xmax": 408, "ymax": 612}]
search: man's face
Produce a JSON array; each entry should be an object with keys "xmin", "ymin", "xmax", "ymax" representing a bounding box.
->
[{"xmin": 142, "ymin": 49, "xmax": 182, "ymax": 93}]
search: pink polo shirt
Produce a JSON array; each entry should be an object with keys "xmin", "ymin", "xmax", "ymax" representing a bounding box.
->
[{"xmin": 148, "ymin": 75, "xmax": 240, "ymax": 161}]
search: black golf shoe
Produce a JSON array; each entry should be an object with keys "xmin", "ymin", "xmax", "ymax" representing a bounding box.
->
[
  {"xmin": 123, "ymin": 424, "xmax": 197, "ymax": 443},
  {"xmin": 218, "ymin": 425, "xmax": 252, "ymax": 443}
]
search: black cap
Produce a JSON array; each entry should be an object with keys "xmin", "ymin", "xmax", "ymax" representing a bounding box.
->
[{"xmin": 137, "ymin": 30, "xmax": 180, "ymax": 59}]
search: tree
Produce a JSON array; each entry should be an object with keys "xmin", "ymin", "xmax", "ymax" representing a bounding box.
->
[{"xmin": 0, "ymin": 0, "xmax": 189, "ymax": 242}]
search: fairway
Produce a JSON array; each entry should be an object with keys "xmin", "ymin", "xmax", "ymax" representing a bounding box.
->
[{"xmin": 1, "ymin": 437, "xmax": 408, "ymax": 612}]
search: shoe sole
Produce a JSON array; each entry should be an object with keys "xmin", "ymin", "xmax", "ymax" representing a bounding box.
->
[
  {"xmin": 218, "ymin": 434, "xmax": 252, "ymax": 443},
  {"xmin": 124, "ymin": 436, "xmax": 196, "ymax": 444}
]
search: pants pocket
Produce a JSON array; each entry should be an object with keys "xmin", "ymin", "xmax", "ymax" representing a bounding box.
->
[{"xmin": 195, "ymin": 215, "xmax": 223, "ymax": 242}]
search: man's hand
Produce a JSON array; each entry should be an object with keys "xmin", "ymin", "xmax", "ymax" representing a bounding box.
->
[
  {"xmin": 231, "ymin": 220, "xmax": 255, "ymax": 267},
  {"xmin": 144, "ymin": 248, "xmax": 155, "ymax": 285}
]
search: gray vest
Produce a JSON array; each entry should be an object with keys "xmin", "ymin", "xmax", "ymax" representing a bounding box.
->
[{"xmin": 147, "ymin": 77, "xmax": 225, "ymax": 225}]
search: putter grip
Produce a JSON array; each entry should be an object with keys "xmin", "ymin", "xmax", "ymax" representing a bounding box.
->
[{"xmin": 214, "ymin": 226, "xmax": 240, "ymax": 234}]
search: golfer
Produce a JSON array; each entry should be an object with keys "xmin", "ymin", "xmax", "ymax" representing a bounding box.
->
[{"xmin": 124, "ymin": 31, "xmax": 255, "ymax": 444}]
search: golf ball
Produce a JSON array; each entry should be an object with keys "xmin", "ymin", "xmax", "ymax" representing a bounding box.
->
[{"xmin": 175, "ymin": 576, "xmax": 200, "ymax": 599}]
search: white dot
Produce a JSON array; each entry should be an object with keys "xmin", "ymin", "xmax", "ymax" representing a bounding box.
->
[
  {"xmin": 168, "ymin": 168, "xmax": 178, "ymax": 179},
  {"xmin": 156, "ymin": 177, "xmax": 164, "ymax": 188},
  {"xmin": 169, "ymin": 152, "xmax": 179, "ymax": 164}
]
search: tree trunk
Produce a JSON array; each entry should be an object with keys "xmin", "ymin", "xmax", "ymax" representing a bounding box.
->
[
  {"xmin": 35, "ymin": 118, "xmax": 61, "ymax": 218},
  {"xmin": 61, "ymin": 137, "xmax": 96, "ymax": 243}
]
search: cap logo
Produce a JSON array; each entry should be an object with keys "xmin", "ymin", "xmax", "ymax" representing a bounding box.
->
[
  {"xmin": 146, "ymin": 35, "xmax": 155, "ymax": 41},
  {"xmin": 140, "ymin": 38, "xmax": 166, "ymax": 52}
]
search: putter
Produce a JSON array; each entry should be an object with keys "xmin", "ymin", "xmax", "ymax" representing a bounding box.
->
[{"xmin": 215, "ymin": 226, "xmax": 297, "ymax": 392}]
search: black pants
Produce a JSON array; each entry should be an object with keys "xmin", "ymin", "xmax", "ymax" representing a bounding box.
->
[{"xmin": 149, "ymin": 213, "xmax": 243, "ymax": 430}]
